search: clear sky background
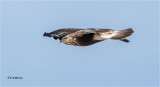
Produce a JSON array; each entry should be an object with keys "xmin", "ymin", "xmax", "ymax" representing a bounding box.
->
[{"xmin": 1, "ymin": 0, "xmax": 159, "ymax": 86}]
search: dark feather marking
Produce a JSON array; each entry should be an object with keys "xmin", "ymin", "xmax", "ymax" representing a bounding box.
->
[{"xmin": 77, "ymin": 33, "xmax": 99, "ymax": 46}]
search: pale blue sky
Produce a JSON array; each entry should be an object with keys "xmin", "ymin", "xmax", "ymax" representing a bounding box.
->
[{"xmin": 1, "ymin": 0, "xmax": 159, "ymax": 86}]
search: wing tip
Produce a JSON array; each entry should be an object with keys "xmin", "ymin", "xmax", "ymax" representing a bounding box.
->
[
  {"xmin": 43, "ymin": 32, "xmax": 47, "ymax": 37},
  {"xmin": 43, "ymin": 32, "xmax": 51, "ymax": 37},
  {"xmin": 121, "ymin": 39, "xmax": 130, "ymax": 43}
]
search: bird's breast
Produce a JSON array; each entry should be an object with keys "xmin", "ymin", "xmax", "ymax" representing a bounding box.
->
[{"xmin": 61, "ymin": 36, "xmax": 80, "ymax": 46}]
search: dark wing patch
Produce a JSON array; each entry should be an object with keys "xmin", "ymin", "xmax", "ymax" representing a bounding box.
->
[
  {"xmin": 77, "ymin": 33, "xmax": 95, "ymax": 43},
  {"xmin": 43, "ymin": 28, "xmax": 82, "ymax": 40},
  {"xmin": 65, "ymin": 29, "xmax": 98, "ymax": 46}
]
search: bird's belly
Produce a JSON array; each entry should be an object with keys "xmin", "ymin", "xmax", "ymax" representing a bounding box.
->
[
  {"xmin": 62, "ymin": 37, "xmax": 79, "ymax": 46},
  {"xmin": 62, "ymin": 37, "xmax": 99, "ymax": 46}
]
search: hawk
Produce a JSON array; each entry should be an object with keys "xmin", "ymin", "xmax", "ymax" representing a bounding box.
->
[{"xmin": 43, "ymin": 28, "xmax": 134, "ymax": 46}]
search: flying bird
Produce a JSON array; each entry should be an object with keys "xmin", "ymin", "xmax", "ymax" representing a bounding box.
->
[{"xmin": 43, "ymin": 28, "xmax": 134, "ymax": 46}]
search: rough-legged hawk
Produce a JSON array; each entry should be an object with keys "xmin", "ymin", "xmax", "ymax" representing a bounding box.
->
[{"xmin": 43, "ymin": 28, "xmax": 134, "ymax": 46}]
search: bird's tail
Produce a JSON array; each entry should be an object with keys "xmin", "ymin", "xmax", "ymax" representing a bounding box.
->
[{"xmin": 111, "ymin": 28, "xmax": 134, "ymax": 42}]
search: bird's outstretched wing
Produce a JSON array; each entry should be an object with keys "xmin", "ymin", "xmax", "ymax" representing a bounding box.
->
[
  {"xmin": 43, "ymin": 28, "xmax": 82, "ymax": 40},
  {"xmin": 67, "ymin": 29, "xmax": 96, "ymax": 38}
]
